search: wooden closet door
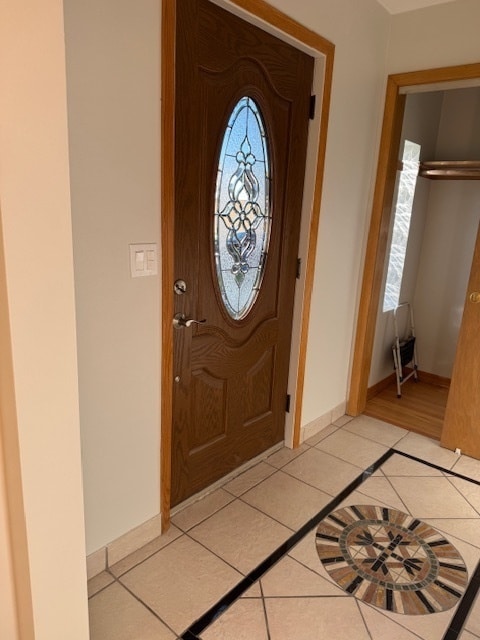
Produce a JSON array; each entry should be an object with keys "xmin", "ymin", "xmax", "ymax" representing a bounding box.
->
[{"xmin": 441, "ymin": 222, "xmax": 480, "ymax": 458}]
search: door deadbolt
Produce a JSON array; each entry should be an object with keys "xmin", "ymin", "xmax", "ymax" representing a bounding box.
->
[
  {"xmin": 174, "ymin": 279, "xmax": 187, "ymax": 295},
  {"xmin": 469, "ymin": 291, "xmax": 480, "ymax": 304}
]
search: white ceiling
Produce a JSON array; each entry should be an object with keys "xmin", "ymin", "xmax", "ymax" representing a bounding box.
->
[{"xmin": 376, "ymin": 0, "xmax": 459, "ymax": 14}]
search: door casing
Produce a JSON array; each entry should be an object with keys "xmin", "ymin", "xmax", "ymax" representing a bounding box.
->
[
  {"xmin": 160, "ymin": 0, "xmax": 334, "ymax": 528},
  {"xmin": 348, "ymin": 62, "xmax": 480, "ymax": 418}
]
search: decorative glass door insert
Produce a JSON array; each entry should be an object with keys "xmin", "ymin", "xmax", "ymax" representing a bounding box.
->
[{"xmin": 214, "ymin": 96, "xmax": 271, "ymax": 320}]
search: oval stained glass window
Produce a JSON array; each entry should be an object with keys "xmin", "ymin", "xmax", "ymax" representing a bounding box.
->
[{"xmin": 214, "ymin": 96, "xmax": 271, "ymax": 320}]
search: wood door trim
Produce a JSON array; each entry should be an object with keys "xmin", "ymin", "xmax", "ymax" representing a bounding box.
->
[
  {"xmin": 160, "ymin": 0, "xmax": 176, "ymax": 528},
  {"xmin": 347, "ymin": 77, "xmax": 406, "ymax": 415},
  {"xmin": 347, "ymin": 62, "xmax": 480, "ymax": 418},
  {"xmin": 293, "ymin": 50, "xmax": 334, "ymax": 448},
  {"xmin": 227, "ymin": 0, "xmax": 335, "ymax": 55},
  {"xmin": 161, "ymin": 0, "xmax": 334, "ymax": 528}
]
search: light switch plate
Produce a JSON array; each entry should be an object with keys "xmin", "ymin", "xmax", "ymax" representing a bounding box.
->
[{"xmin": 129, "ymin": 243, "xmax": 158, "ymax": 277}]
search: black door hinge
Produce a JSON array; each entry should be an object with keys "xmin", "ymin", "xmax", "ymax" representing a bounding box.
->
[
  {"xmin": 309, "ymin": 95, "xmax": 316, "ymax": 120},
  {"xmin": 296, "ymin": 258, "xmax": 301, "ymax": 279},
  {"xmin": 286, "ymin": 394, "xmax": 291, "ymax": 413}
]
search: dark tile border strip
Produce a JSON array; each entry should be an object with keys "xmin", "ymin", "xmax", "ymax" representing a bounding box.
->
[
  {"xmin": 181, "ymin": 447, "xmax": 480, "ymax": 639},
  {"xmin": 443, "ymin": 559, "xmax": 480, "ymax": 640},
  {"xmin": 181, "ymin": 632, "xmax": 201, "ymax": 640}
]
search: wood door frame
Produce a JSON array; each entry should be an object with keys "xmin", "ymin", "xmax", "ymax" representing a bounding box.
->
[
  {"xmin": 160, "ymin": 0, "xmax": 334, "ymax": 528},
  {"xmin": 348, "ymin": 62, "xmax": 480, "ymax": 418}
]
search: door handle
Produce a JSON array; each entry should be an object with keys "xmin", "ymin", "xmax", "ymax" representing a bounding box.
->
[
  {"xmin": 469, "ymin": 292, "xmax": 480, "ymax": 304},
  {"xmin": 173, "ymin": 313, "xmax": 207, "ymax": 328}
]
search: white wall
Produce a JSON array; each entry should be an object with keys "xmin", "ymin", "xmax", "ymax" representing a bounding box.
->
[
  {"xmin": 0, "ymin": 0, "xmax": 89, "ymax": 636},
  {"xmin": 64, "ymin": 0, "xmax": 161, "ymax": 554}
]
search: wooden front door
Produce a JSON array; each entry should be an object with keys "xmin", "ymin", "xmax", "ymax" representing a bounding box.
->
[
  {"xmin": 171, "ymin": 0, "xmax": 314, "ymax": 506},
  {"xmin": 441, "ymin": 222, "xmax": 480, "ymax": 458}
]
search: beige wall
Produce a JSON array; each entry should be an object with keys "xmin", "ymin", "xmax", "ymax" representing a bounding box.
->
[
  {"xmin": 387, "ymin": 0, "xmax": 480, "ymax": 73},
  {"xmin": 67, "ymin": 0, "xmax": 480, "ymax": 555},
  {"xmin": 0, "ymin": 0, "xmax": 89, "ymax": 637},
  {"xmin": 290, "ymin": 0, "xmax": 391, "ymax": 424},
  {"xmin": 65, "ymin": 0, "xmax": 391, "ymax": 553},
  {"xmin": 64, "ymin": 0, "xmax": 161, "ymax": 555}
]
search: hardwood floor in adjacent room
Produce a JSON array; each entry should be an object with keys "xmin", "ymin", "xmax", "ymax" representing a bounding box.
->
[{"xmin": 364, "ymin": 376, "xmax": 449, "ymax": 440}]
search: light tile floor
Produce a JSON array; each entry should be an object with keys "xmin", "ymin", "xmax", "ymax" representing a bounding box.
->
[{"xmin": 88, "ymin": 415, "xmax": 480, "ymax": 639}]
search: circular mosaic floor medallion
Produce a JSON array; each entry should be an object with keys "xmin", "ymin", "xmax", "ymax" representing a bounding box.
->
[{"xmin": 315, "ymin": 505, "xmax": 468, "ymax": 615}]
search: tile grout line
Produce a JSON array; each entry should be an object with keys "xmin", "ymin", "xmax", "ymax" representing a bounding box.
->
[
  {"xmin": 170, "ymin": 443, "xmax": 302, "ymax": 526},
  {"xmin": 102, "ymin": 568, "xmax": 181, "ymax": 639},
  {"xmin": 377, "ymin": 469, "xmax": 412, "ymax": 515},
  {"xmin": 307, "ymin": 441, "xmax": 385, "ymax": 474},
  {"xmin": 181, "ymin": 449, "xmax": 394, "ymax": 638},
  {"xmin": 393, "ymin": 449, "xmax": 480, "ymax": 486},
  {"xmin": 232, "ymin": 464, "xmax": 343, "ymax": 534},
  {"xmin": 362, "ymin": 599, "xmax": 426, "ymax": 640},
  {"xmin": 444, "ymin": 474, "xmax": 480, "ymax": 519},
  {"xmin": 104, "ymin": 532, "xmax": 183, "ymax": 580},
  {"xmin": 259, "ymin": 579, "xmax": 272, "ymax": 640},
  {"xmin": 182, "ymin": 527, "xmax": 251, "ymax": 578},
  {"xmin": 341, "ymin": 425, "xmax": 409, "ymax": 449}
]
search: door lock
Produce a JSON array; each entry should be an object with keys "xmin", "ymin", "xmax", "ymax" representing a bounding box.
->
[
  {"xmin": 469, "ymin": 292, "xmax": 480, "ymax": 304},
  {"xmin": 174, "ymin": 279, "xmax": 187, "ymax": 295},
  {"xmin": 173, "ymin": 313, "xmax": 206, "ymax": 328}
]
